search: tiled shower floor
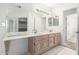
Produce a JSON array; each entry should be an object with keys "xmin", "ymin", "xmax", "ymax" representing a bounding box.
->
[{"xmin": 43, "ymin": 46, "xmax": 77, "ymax": 55}]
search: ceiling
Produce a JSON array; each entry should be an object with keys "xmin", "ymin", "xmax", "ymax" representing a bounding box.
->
[
  {"xmin": 10, "ymin": 3, "xmax": 79, "ymax": 11},
  {"xmin": 43, "ymin": 3, "xmax": 78, "ymax": 10}
]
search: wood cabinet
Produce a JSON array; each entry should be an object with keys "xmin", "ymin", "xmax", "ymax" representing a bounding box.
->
[
  {"xmin": 41, "ymin": 35, "xmax": 49, "ymax": 51},
  {"xmin": 34, "ymin": 36, "xmax": 42, "ymax": 54},
  {"xmin": 28, "ymin": 33, "xmax": 61, "ymax": 55},
  {"xmin": 28, "ymin": 37, "xmax": 35, "ymax": 54},
  {"xmin": 48, "ymin": 34, "xmax": 55, "ymax": 48},
  {"xmin": 28, "ymin": 35, "xmax": 48, "ymax": 54},
  {"xmin": 54, "ymin": 33, "xmax": 61, "ymax": 46}
]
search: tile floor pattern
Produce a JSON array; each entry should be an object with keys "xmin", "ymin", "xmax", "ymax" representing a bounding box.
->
[{"xmin": 43, "ymin": 46, "xmax": 77, "ymax": 55}]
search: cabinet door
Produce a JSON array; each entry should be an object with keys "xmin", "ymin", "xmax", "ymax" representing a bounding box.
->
[
  {"xmin": 34, "ymin": 36, "xmax": 42, "ymax": 54},
  {"xmin": 34, "ymin": 35, "xmax": 48, "ymax": 54},
  {"xmin": 49, "ymin": 37, "xmax": 55, "ymax": 48},
  {"xmin": 28, "ymin": 37, "xmax": 34, "ymax": 54},
  {"xmin": 54, "ymin": 33, "xmax": 60, "ymax": 46},
  {"xmin": 41, "ymin": 35, "xmax": 48, "ymax": 50},
  {"xmin": 49, "ymin": 34, "xmax": 55, "ymax": 48}
]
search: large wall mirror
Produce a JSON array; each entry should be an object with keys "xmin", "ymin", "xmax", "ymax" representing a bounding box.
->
[
  {"xmin": 7, "ymin": 17, "xmax": 27, "ymax": 33},
  {"xmin": 18, "ymin": 17, "xmax": 27, "ymax": 32},
  {"xmin": 48, "ymin": 17, "xmax": 52, "ymax": 26},
  {"xmin": 53, "ymin": 16, "xmax": 59, "ymax": 26}
]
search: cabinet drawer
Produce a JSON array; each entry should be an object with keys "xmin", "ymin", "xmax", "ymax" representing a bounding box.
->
[
  {"xmin": 49, "ymin": 33, "xmax": 55, "ymax": 38},
  {"xmin": 49, "ymin": 37, "xmax": 55, "ymax": 48},
  {"xmin": 35, "ymin": 36, "xmax": 42, "ymax": 42},
  {"xmin": 35, "ymin": 35, "xmax": 48, "ymax": 41},
  {"xmin": 54, "ymin": 33, "xmax": 60, "ymax": 37},
  {"xmin": 41, "ymin": 35, "xmax": 48, "ymax": 39}
]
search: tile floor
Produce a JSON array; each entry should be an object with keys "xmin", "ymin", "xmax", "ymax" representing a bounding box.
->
[{"xmin": 43, "ymin": 46, "xmax": 77, "ymax": 55}]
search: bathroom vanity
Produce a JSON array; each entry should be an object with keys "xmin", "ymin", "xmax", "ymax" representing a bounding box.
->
[
  {"xmin": 4, "ymin": 32, "xmax": 61, "ymax": 55},
  {"xmin": 28, "ymin": 32, "xmax": 61, "ymax": 55}
]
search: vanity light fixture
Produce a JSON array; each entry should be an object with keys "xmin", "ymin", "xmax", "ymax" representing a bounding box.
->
[
  {"xmin": 16, "ymin": 5, "xmax": 22, "ymax": 8},
  {"xmin": 36, "ymin": 8, "xmax": 49, "ymax": 15}
]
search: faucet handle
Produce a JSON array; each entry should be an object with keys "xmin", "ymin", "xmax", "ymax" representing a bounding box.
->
[{"xmin": 33, "ymin": 29, "xmax": 37, "ymax": 33}]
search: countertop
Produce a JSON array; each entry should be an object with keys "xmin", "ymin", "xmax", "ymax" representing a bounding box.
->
[{"xmin": 4, "ymin": 32, "xmax": 60, "ymax": 41}]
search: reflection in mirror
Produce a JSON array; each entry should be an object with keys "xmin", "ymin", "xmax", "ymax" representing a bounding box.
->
[
  {"xmin": 18, "ymin": 17, "xmax": 27, "ymax": 32},
  {"xmin": 7, "ymin": 19, "xmax": 14, "ymax": 32},
  {"xmin": 7, "ymin": 17, "xmax": 27, "ymax": 33},
  {"xmin": 48, "ymin": 17, "xmax": 52, "ymax": 26},
  {"xmin": 7, "ymin": 18, "xmax": 17, "ymax": 32},
  {"xmin": 41, "ymin": 17, "xmax": 46, "ymax": 32},
  {"xmin": 53, "ymin": 16, "xmax": 59, "ymax": 26}
]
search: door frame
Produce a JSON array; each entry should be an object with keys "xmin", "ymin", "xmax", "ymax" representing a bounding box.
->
[{"xmin": 63, "ymin": 8, "xmax": 79, "ymax": 54}]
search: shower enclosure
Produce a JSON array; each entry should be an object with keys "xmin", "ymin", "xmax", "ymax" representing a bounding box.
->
[{"xmin": 64, "ymin": 8, "xmax": 79, "ymax": 54}]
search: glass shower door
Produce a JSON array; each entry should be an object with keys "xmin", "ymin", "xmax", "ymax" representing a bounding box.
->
[
  {"xmin": 64, "ymin": 8, "xmax": 78, "ymax": 55},
  {"xmin": 67, "ymin": 13, "xmax": 78, "ymax": 50}
]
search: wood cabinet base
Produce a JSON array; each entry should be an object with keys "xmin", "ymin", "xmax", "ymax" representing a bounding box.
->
[{"xmin": 28, "ymin": 33, "xmax": 61, "ymax": 55}]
